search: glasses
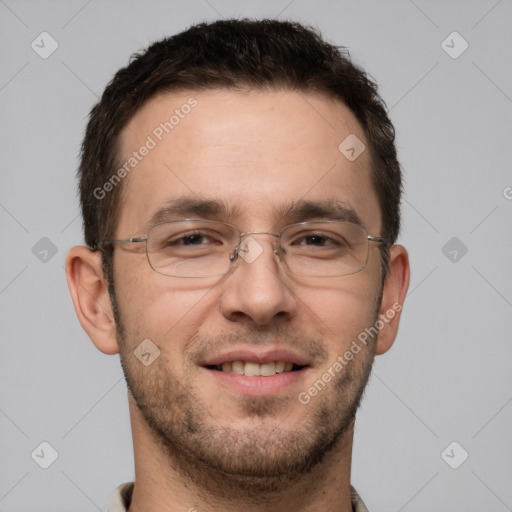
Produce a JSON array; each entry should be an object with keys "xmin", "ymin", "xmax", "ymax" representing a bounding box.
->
[{"xmin": 103, "ymin": 219, "xmax": 389, "ymax": 278}]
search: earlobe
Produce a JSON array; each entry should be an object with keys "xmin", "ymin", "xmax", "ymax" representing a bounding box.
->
[
  {"xmin": 65, "ymin": 246, "xmax": 120, "ymax": 355},
  {"xmin": 375, "ymin": 244, "xmax": 410, "ymax": 355}
]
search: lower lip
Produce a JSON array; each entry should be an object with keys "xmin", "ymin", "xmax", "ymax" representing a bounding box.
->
[{"xmin": 202, "ymin": 367, "xmax": 309, "ymax": 396}]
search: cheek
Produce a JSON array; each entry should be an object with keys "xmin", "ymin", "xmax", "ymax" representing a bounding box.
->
[
  {"xmin": 114, "ymin": 260, "xmax": 219, "ymax": 350},
  {"xmin": 297, "ymin": 277, "xmax": 379, "ymax": 347}
]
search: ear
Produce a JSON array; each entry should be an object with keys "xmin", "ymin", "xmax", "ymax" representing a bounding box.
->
[
  {"xmin": 375, "ymin": 244, "xmax": 410, "ymax": 355},
  {"xmin": 65, "ymin": 246, "xmax": 119, "ymax": 355}
]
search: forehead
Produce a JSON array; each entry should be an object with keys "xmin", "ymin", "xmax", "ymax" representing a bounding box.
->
[{"xmin": 115, "ymin": 88, "xmax": 381, "ymax": 234}]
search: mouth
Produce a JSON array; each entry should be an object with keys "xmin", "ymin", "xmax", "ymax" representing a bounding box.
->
[
  {"xmin": 205, "ymin": 360, "xmax": 306, "ymax": 377},
  {"xmin": 200, "ymin": 348, "xmax": 311, "ymax": 395}
]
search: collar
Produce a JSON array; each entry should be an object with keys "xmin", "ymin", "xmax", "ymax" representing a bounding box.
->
[{"xmin": 107, "ymin": 482, "xmax": 369, "ymax": 512}]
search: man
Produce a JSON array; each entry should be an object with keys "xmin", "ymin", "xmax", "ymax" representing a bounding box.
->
[{"xmin": 66, "ymin": 19, "xmax": 409, "ymax": 512}]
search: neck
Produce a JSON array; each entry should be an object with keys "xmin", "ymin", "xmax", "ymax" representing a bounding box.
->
[{"xmin": 127, "ymin": 398, "xmax": 355, "ymax": 512}]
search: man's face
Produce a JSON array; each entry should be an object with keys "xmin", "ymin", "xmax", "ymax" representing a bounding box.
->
[{"xmin": 112, "ymin": 89, "xmax": 384, "ymax": 485}]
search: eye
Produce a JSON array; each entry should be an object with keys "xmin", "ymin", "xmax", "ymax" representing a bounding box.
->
[
  {"xmin": 167, "ymin": 230, "xmax": 222, "ymax": 246},
  {"xmin": 296, "ymin": 234, "xmax": 335, "ymax": 246},
  {"xmin": 292, "ymin": 232, "xmax": 345, "ymax": 247}
]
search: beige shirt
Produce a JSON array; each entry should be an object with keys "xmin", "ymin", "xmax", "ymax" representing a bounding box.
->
[{"xmin": 107, "ymin": 482, "xmax": 369, "ymax": 512}]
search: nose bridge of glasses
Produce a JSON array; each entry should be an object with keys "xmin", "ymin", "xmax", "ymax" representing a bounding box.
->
[
  {"xmin": 232, "ymin": 230, "xmax": 284, "ymax": 264},
  {"xmin": 238, "ymin": 231, "xmax": 281, "ymax": 251},
  {"xmin": 239, "ymin": 230, "xmax": 281, "ymax": 240}
]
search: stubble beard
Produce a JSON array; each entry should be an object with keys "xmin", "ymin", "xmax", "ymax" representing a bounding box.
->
[{"xmin": 112, "ymin": 290, "xmax": 378, "ymax": 499}]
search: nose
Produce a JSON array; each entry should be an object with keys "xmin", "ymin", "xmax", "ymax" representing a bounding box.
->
[{"xmin": 220, "ymin": 236, "xmax": 297, "ymax": 326}]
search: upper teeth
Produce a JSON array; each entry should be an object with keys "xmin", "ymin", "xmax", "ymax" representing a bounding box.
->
[{"xmin": 220, "ymin": 361, "xmax": 294, "ymax": 376}]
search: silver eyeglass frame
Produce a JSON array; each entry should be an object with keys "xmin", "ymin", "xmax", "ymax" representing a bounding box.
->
[{"xmin": 101, "ymin": 218, "xmax": 390, "ymax": 278}]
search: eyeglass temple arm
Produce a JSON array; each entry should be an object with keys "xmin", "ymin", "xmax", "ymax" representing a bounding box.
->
[
  {"xmin": 98, "ymin": 236, "xmax": 148, "ymax": 249},
  {"xmin": 368, "ymin": 235, "xmax": 391, "ymax": 246},
  {"xmin": 117, "ymin": 236, "xmax": 147, "ymax": 243}
]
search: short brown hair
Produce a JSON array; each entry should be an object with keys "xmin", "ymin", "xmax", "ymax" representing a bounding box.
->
[{"xmin": 78, "ymin": 19, "xmax": 402, "ymax": 285}]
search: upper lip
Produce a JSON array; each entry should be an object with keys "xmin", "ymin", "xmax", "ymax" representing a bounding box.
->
[{"xmin": 200, "ymin": 348, "xmax": 311, "ymax": 367}]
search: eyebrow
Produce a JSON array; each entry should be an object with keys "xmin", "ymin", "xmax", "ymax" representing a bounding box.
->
[
  {"xmin": 145, "ymin": 198, "xmax": 243, "ymax": 231},
  {"xmin": 144, "ymin": 197, "xmax": 363, "ymax": 232},
  {"xmin": 278, "ymin": 199, "xmax": 362, "ymax": 226}
]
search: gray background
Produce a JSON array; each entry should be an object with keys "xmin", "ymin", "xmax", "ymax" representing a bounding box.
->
[{"xmin": 1, "ymin": 0, "xmax": 511, "ymax": 510}]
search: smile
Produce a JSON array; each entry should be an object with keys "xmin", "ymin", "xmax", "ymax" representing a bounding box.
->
[{"xmin": 205, "ymin": 361, "xmax": 305, "ymax": 377}]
